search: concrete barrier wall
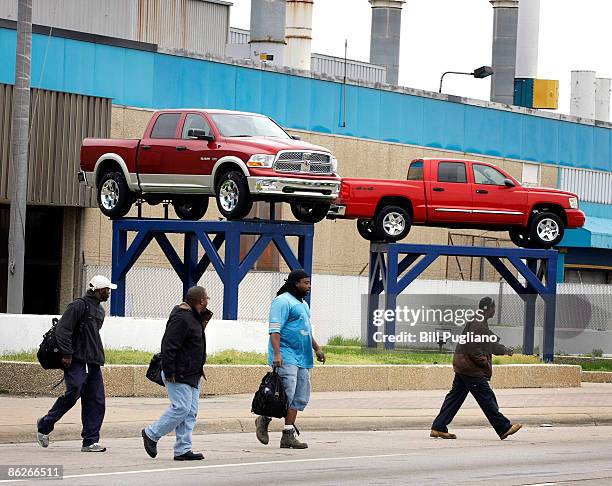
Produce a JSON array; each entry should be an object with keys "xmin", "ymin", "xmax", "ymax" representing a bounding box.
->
[
  {"xmin": 0, "ymin": 362, "xmax": 582, "ymax": 397},
  {"xmin": 0, "ymin": 314, "xmax": 268, "ymax": 355}
]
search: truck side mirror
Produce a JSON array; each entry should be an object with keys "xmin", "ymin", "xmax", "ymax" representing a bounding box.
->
[
  {"xmin": 504, "ymin": 178, "xmax": 516, "ymax": 188},
  {"xmin": 188, "ymin": 129, "xmax": 214, "ymax": 141},
  {"xmin": 290, "ymin": 134, "xmax": 301, "ymax": 140}
]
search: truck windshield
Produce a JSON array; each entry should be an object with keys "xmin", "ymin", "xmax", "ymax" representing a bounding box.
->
[{"xmin": 210, "ymin": 114, "xmax": 290, "ymax": 139}]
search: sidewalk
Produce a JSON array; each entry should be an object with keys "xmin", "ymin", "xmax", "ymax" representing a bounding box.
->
[{"xmin": 2, "ymin": 383, "xmax": 612, "ymax": 444}]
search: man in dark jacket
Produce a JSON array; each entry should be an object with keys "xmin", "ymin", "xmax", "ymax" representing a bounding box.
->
[
  {"xmin": 431, "ymin": 297, "xmax": 522, "ymax": 440},
  {"xmin": 141, "ymin": 286, "xmax": 212, "ymax": 461},
  {"xmin": 37, "ymin": 275, "xmax": 115, "ymax": 452}
]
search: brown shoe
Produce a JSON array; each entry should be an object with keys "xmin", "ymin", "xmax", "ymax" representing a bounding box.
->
[
  {"xmin": 430, "ymin": 429, "xmax": 457, "ymax": 439},
  {"xmin": 500, "ymin": 423, "xmax": 522, "ymax": 440}
]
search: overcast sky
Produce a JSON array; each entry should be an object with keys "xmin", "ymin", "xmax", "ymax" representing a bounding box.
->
[{"xmin": 229, "ymin": 0, "xmax": 612, "ymax": 116}]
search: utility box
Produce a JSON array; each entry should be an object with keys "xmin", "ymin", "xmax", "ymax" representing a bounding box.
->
[{"xmin": 514, "ymin": 78, "xmax": 559, "ymax": 109}]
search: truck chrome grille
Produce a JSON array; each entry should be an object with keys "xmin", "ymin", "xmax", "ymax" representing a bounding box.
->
[{"xmin": 274, "ymin": 151, "xmax": 333, "ymax": 174}]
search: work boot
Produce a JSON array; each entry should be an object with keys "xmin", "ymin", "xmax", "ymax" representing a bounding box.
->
[
  {"xmin": 500, "ymin": 423, "xmax": 522, "ymax": 440},
  {"xmin": 430, "ymin": 429, "xmax": 457, "ymax": 439},
  {"xmin": 280, "ymin": 428, "xmax": 308, "ymax": 449},
  {"xmin": 174, "ymin": 451, "xmax": 205, "ymax": 461},
  {"xmin": 255, "ymin": 416, "xmax": 272, "ymax": 445}
]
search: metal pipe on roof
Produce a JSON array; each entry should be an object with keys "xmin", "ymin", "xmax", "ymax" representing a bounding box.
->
[
  {"xmin": 249, "ymin": 0, "xmax": 287, "ymax": 66},
  {"xmin": 571, "ymin": 70, "xmax": 596, "ymax": 119},
  {"xmin": 515, "ymin": 0, "xmax": 540, "ymax": 79},
  {"xmin": 595, "ymin": 77, "xmax": 611, "ymax": 122},
  {"xmin": 285, "ymin": 0, "xmax": 313, "ymax": 71},
  {"xmin": 369, "ymin": 0, "xmax": 405, "ymax": 86},
  {"xmin": 489, "ymin": 0, "xmax": 519, "ymax": 104}
]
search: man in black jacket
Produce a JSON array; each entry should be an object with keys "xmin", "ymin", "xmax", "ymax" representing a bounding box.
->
[
  {"xmin": 37, "ymin": 275, "xmax": 115, "ymax": 452},
  {"xmin": 142, "ymin": 286, "xmax": 212, "ymax": 461}
]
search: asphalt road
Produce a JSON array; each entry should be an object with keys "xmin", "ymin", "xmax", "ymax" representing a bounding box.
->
[{"xmin": 1, "ymin": 426, "xmax": 611, "ymax": 485}]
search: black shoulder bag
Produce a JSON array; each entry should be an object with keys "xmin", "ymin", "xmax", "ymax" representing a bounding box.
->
[{"xmin": 251, "ymin": 367, "xmax": 289, "ymax": 419}]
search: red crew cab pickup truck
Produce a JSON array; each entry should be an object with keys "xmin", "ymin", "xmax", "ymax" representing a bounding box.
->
[
  {"xmin": 79, "ymin": 109, "xmax": 340, "ymax": 222},
  {"xmin": 328, "ymin": 158, "xmax": 585, "ymax": 248}
]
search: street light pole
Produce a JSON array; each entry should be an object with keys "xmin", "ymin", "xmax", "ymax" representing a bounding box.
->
[
  {"xmin": 439, "ymin": 66, "xmax": 495, "ymax": 94},
  {"xmin": 7, "ymin": 0, "xmax": 32, "ymax": 314},
  {"xmin": 439, "ymin": 71, "xmax": 473, "ymax": 93}
]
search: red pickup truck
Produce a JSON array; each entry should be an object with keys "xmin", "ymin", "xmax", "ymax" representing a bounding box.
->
[
  {"xmin": 79, "ymin": 109, "xmax": 340, "ymax": 222},
  {"xmin": 328, "ymin": 158, "xmax": 585, "ymax": 248}
]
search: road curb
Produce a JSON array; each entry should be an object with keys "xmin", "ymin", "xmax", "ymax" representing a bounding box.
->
[{"xmin": 4, "ymin": 413, "xmax": 612, "ymax": 445}]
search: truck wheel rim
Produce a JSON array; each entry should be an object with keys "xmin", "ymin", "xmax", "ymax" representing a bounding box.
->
[
  {"xmin": 219, "ymin": 180, "xmax": 239, "ymax": 212},
  {"xmin": 536, "ymin": 218, "xmax": 559, "ymax": 242},
  {"xmin": 383, "ymin": 212, "xmax": 405, "ymax": 236},
  {"xmin": 100, "ymin": 179, "xmax": 120, "ymax": 210}
]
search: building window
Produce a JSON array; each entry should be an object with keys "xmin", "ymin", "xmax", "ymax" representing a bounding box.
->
[
  {"xmin": 564, "ymin": 268, "xmax": 612, "ymax": 284},
  {"xmin": 521, "ymin": 163, "xmax": 540, "ymax": 187}
]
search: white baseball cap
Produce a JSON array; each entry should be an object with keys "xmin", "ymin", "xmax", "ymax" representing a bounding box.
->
[{"xmin": 88, "ymin": 275, "xmax": 117, "ymax": 291}]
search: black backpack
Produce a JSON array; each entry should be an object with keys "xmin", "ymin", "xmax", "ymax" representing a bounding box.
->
[
  {"xmin": 37, "ymin": 298, "xmax": 90, "ymax": 370},
  {"xmin": 251, "ymin": 367, "xmax": 289, "ymax": 419}
]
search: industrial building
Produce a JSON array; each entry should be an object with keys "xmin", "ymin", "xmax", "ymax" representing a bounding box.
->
[{"xmin": 0, "ymin": 0, "xmax": 611, "ymax": 317}]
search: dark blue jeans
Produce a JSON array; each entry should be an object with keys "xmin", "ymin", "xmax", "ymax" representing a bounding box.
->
[
  {"xmin": 432, "ymin": 373, "xmax": 512, "ymax": 437},
  {"xmin": 38, "ymin": 361, "xmax": 106, "ymax": 447}
]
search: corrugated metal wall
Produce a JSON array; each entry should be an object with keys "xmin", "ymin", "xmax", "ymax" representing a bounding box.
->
[
  {"xmin": 0, "ymin": 0, "xmax": 137, "ymax": 39},
  {"xmin": 0, "ymin": 84, "xmax": 111, "ymax": 207},
  {"xmin": 560, "ymin": 167, "xmax": 612, "ymax": 205},
  {"xmin": 0, "ymin": 0, "xmax": 229, "ymax": 57},
  {"xmin": 311, "ymin": 54, "xmax": 387, "ymax": 84}
]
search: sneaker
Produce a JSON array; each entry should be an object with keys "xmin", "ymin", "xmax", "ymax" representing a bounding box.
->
[
  {"xmin": 36, "ymin": 419, "xmax": 49, "ymax": 448},
  {"xmin": 280, "ymin": 429, "xmax": 308, "ymax": 449},
  {"xmin": 81, "ymin": 443, "xmax": 107, "ymax": 452},
  {"xmin": 174, "ymin": 451, "xmax": 204, "ymax": 461},
  {"xmin": 430, "ymin": 429, "xmax": 457, "ymax": 439},
  {"xmin": 255, "ymin": 416, "xmax": 272, "ymax": 445},
  {"xmin": 141, "ymin": 429, "xmax": 157, "ymax": 458},
  {"xmin": 500, "ymin": 423, "xmax": 522, "ymax": 440}
]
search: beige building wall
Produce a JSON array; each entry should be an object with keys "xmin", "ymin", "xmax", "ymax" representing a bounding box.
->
[{"xmin": 79, "ymin": 106, "xmax": 560, "ymax": 284}]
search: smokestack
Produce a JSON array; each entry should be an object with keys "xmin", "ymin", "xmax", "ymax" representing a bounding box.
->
[
  {"xmin": 285, "ymin": 0, "xmax": 313, "ymax": 70},
  {"xmin": 570, "ymin": 71, "xmax": 596, "ymax": 119},
  {"xmin": 515, "ymin": 0, "xmax": 540, "ymax": 79},
  {"xmin": 489, "ymin": 0, "xmax": 518, "ymax": 104},
  {"xmin": 369, "ymin": 0, "xmax": 405, "ymax": 85},
  {"xmin": 250, "ymin": 0, "xmax": 287, "ymax": 66},
  {"xmin": 595, "ymin": 77, "xmax": 611, "ymax": 122}
]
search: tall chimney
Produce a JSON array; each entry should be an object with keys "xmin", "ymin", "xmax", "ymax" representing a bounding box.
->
[
  {"xmin": 369, "ymin": 0, "xmax": 405, "ymax": 85},
  {"xmin": 489, "ymin": 0, "xmax": 519, "ymax": 104},
  {"xmin": 570, "ymin": 70, "xmax": 596, "ymax": 119},
  {"xmin": 515, "ymin": 0, "xmax": 540, "ymax": 79},
  {"xmin": 250, "ymin": 0, "xmax": 287, "ymax": 66},
  {"xmin": 595, "ymin": 77, "xmax": 611, "ymax": 122},
  {"xmin": 286, "ymin": 0, "xmax": 313, "ymax": 70}
]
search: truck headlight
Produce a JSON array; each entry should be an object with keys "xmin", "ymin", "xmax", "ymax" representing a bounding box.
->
[
  {"xmin": 569, "ymin": 197, "xmax": 578, "ymax": 209},
  {"xmin": 330, "ymin": 156, "xmax": 338, "ymax": 173},
  {"xmin": 247, "ymin": 154, "xmax": 275, "ymax": 168}
]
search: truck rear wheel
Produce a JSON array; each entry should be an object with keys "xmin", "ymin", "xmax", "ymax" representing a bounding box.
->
[
  {"xmin": 290, "ymin": 202, "xmax": 330, "ymax": 223},
  {"xmin": 356, "ymin": 219, "xmax": 381, "ymax": 241},
  {"xmin": 215, "ymin": 171, "xmax": 253, "ymax": 220},
  {"xmin": 528, "ymin": 212, "xmax": 565, "ymax": 248},
  {"xmin": 509, "ymin": 228, "xmax": 533, "ymax": 248},
  {"xmin": 173, "ymin": 196, "xmax": 209, "ymax": 220},
  {"xmin": 373, "ymin": 205, "xmax": 411, "ymax": 242},
  {"xmin": 97, "ymin": 171, "xmax": 133, "ymax": 219}
]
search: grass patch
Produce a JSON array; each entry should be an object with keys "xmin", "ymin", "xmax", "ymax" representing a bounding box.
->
[{"xmin": 1, "ymin": 347, "xmax": 542, "ymax": 366}]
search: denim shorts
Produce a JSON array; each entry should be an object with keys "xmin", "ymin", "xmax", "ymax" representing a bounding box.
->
[{"xmin": 276, "ymin": 364, "xmax": 311, "ymax": 411}]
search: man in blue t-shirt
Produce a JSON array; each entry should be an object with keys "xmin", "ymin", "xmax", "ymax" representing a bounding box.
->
[{"xmin": 255, "ymin": 269, "xmax": 325, "ymax": 449}]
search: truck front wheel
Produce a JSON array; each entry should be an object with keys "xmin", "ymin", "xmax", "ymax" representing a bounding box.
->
[
  {"xmin": 97, "ymin": 171, "xmax": 133, "ymax": 219},
  {"xmin": 373, "ymin": 206, "xmax": 411, "ymax": 242},
  {"xmin": 290, "ymin": 202, "xmax": 330, "ymax": 223},
  {"xmin": 356, "ymin": 219, "xmax": 381, "ymax": 241},
  {"xmin": 173, "ymin": 196, "xmax": 209, "ymax": 220},
  {"xmin": 215, "ymin": 171, "xmax": 253, "ymax": 220},
  {"xmin": 528, "ymin": 212, "xmax": 565, "ymax": 248}
]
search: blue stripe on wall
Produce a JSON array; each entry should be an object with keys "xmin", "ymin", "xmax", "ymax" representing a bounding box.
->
[{"xmin": 1, "ymin": 27, "xmax": 611, "ymax": 172}]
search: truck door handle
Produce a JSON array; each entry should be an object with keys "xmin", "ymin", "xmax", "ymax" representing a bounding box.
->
[
  {"xmin": 433, "ymin": 187, "xmax": 444, "ymax": 192},
  {"xmin": 476, "ymin": 189, "xmax": 488, "ymax": 194},
  {"xmin": 176, "ymin": 146, "xmax": 187, "ymax": 151},
  {"xmin": 140, "ymin": 145, "xmax": 151, "ymax": 150}
]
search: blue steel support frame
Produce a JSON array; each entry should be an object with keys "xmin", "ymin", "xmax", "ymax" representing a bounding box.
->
[
  {"xmin": 367, "ymin": 243, "xmax": 558, "ymax": 362},
  {"xmin": 111, "ymin": 218, "xmax": 314, "ymax": 320}
]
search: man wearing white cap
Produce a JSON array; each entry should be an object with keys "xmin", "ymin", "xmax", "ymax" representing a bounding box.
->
[{"xmin": 36, "ymin": 275, "xmax": 116, "ymax": 452}]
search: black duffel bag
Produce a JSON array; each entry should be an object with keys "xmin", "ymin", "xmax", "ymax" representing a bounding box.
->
[
  {"xmin": 251, "ymin": 367, "xmax": 288, "ymax": 419},
  {"xmin": 146, "ymin": 353, "xmax": 165, "ymax": 387}
]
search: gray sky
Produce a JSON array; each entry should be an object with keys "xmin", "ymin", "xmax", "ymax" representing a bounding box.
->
[{"xmin": 229, "ymin": 0, "xmax": 612, "ymax": 115}]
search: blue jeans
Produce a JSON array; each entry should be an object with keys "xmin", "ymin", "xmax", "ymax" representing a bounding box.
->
[
  {"xmin": 277, "ymin": 364, "xmax": 311, "ymax": 411},
  {"xmin": 145, "ymin": 371, "xmax": 201, "ymax": 456}
]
